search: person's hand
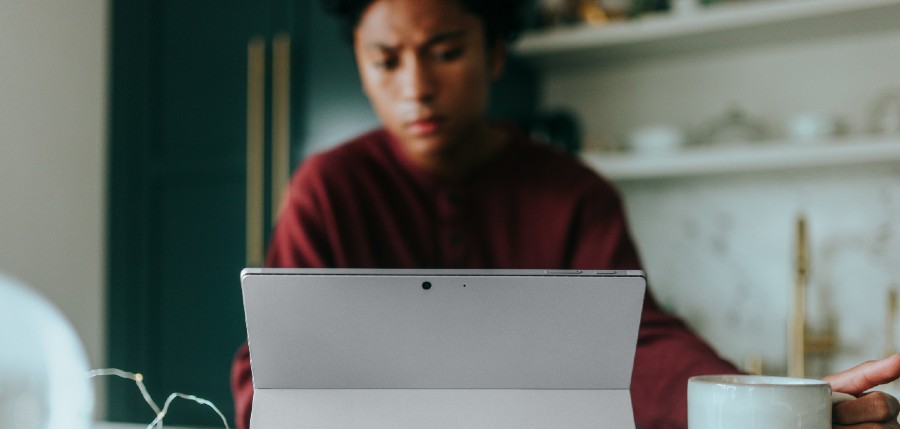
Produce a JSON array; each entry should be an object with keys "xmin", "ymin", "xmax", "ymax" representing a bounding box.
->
[{"xmin": 823, "ymin": 354, "xmax": 900, "ymax": 428}]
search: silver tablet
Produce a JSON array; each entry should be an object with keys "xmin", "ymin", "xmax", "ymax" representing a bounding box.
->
[{"xmin": 242, "ymin": 268, "xmax": 646, "ymax": 428}]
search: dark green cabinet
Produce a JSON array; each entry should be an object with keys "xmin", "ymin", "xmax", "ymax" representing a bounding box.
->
[{"xmin": 107, "ymin": 0, "xmax": 314, "ymax": 425}]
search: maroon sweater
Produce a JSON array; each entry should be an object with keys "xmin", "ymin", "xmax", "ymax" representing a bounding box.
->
[{"xmin": 231, "ymin": 128, "xmax": 738, "ymax": 429}]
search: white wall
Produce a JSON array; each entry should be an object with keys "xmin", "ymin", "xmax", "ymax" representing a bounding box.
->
[
  {"xmin": 0, "ymin": 0, "xmax": 108, "ymax": 377},
  {"xmin": 541, "ymin": 25, "xmax": 900, "ymax": 381},
  {"xmin": 619, "ymin": 165, "xmax": 900, "ymax": 377}
]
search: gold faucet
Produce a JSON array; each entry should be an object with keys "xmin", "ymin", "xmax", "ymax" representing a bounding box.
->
[
  {"xmin": 886, "ymin": 287, "xmax": 898, "ymax": 358},
  {"xmin": 788, "ymin": 215, "xmax": 808, "ymax": 377},
  {"xmin": 788, "ymin": 215, "xmax": 836, "ymax": 378}
]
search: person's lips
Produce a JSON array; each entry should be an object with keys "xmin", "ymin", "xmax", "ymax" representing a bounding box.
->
[{"xmin": 406, "ymin": 116, "xmax": 444, "ymax": 136}]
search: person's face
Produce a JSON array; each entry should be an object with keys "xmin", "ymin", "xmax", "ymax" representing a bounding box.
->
[{"xmin": 353, "ymin": 0, "xmax": 504, "ymax": 170}]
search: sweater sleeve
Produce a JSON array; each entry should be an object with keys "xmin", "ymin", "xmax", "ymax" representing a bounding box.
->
[
  {"xmin": 568, "ymin": 179, "xmax": 740, "ymax": 429},
  {"xmin": 632, "ymin": 297, "xmax": 740, "ymax": 428},
  {"xmin": 231, "ymin": 159, "xmax": 334, "ymax": 429},
  {"xmin": 230, "ymin": 344, "xmax": 253, "ymax": 429}
]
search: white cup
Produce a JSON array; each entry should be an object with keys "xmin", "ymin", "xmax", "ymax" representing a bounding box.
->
[
  {"xmin": 626, "ymin": 125, "xmax": 686, "ymax": 155},
  {"xmin": 688, "ymin": 375, "xmax": 853, "ymax": 429},
  {"xmin": 787, "ymin": 113, "xmax": 839, "ymax": 142}
]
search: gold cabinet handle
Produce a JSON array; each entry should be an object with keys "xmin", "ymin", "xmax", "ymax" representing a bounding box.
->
[
  {"xmin": 246, "ymin": 37, "xmax": 266, "ymax": 267},
  {"xmin": 271, "ymin": 33, "xmax": 291, "ymax": 222}
]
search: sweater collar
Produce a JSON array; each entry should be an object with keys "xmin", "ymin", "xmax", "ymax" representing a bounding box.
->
[{"xmin": 379, "ymin": 122, "xmax": 525, "ymax": 192}]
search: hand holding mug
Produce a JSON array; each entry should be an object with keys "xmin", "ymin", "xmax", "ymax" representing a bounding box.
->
[
  {"xmin": 823, "ymin": 354, "xmax": 900, "ymax": 427},
  {"xmin": 688, "ymin": 354, "xmax": 900, "ymax": 428}
]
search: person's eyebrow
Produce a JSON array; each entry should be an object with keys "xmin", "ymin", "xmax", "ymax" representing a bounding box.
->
[
  {"xmin": 364, "ymin": 30, "xmax": 468, "ymax": 52},
  {"xmin": 424, "ymin": 29, "xmax": 467, "ymax": 46},
  {"xmin": 366, "ymin": 42, "xmax": 399, "ymax": 53}
]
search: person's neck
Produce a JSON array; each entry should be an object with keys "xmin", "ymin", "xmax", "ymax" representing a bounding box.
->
[{"xmin": 422, "ymin": 124, "xmax": 508, "ymax": 182}]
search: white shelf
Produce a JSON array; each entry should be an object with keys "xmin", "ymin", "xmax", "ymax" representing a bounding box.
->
[
  {"xmin": 515, "ymin": 0, "xmax": 900, "ymax": 68},
  {"xmin": 581, "ymin": 136, "xmax": 900, "ymax": 181}
]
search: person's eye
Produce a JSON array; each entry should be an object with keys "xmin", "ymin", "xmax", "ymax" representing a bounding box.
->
[
  {"xmin": 374, "ymin": 57, "xmax": 399, "ymax": 70},
  {"xmin": 435, "ymin": 48, "xmax": 463, "ymax": 62}
]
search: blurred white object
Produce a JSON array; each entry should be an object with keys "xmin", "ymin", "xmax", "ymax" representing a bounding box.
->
[
  {"xmin": 869, "ymin": 89, "xmax": 900, "ymax": 135},
  {"xmin": 697, "ymin": 106, "xmax": 768, "ymax": 146},
  {"xmin": 672, "ymin": 0, "xmax": 700, "ymax": 15},
  {"xmin": 627, "ymin": 125, "xmax": 686, "ymax": 155},
  {"xmin": 788, "ymin": 112, "xmax": 840, "ymax": 142},
  {"xmin": 0, "ymin": 274, "xmax": 94, "ymax": 429}
]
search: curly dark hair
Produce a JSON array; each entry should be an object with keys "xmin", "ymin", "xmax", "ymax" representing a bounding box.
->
[{"xmin": 321, "ymin": 0, "xmax": 527, "ymax": 45}]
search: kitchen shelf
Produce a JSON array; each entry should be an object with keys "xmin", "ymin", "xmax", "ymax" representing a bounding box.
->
[
  {"xmin": 581, "ymin": 136, "xmax": 900, "ymax": 181},
  {"xmin": 515, "ymin": 0, "xmax": 900, "ymax": 68}
]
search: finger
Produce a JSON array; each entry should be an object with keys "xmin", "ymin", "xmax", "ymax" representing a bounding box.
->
[
  {"xmin": 833, "ymin": 422, "xmax": 900, "ymax": 428},
  {"xmin": 825, "ymin": 355, "xmax": 900, "ymax": 396},
  {"xmin": 833, "ymin": 391, "xmax": 900, "ymax": 426}
]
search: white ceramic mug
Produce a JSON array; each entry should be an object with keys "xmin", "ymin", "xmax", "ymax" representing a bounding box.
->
[{"xmin": 688, "ymin": 375, "xmax": 854, "ymax": 429}]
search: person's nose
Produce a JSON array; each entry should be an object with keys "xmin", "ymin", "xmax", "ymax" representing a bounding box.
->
[{"xmin": 399, "ymin": 55, "xmax": 436, "ymax": 103}]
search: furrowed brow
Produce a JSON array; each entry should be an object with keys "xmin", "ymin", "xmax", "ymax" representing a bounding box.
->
[
  {"xmin": 425, "ymin": 30, "xmax": 467, "ymax": 46},
  {"xmin": 366, "ymin": 43, "xmax": 399, "ymax": 53},
  {"xmin": 363, "ymin": 30, "xmax": 467, "ymax": 53}
]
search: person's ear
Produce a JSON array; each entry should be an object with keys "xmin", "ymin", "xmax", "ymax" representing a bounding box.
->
[{"xmin": 489, "ymin": 41, "xmax": 507, "ymax": 81}]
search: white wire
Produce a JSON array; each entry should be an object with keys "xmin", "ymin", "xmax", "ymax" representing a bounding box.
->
[
  {"xmin": 145, "ymin": 392, "xmax": 230, "ymax": 429},
  {"xmin": 88, "ymin": 368, "xmax": 161, "ymax": 414},
  {"xmin": 88, "ymin": 368, "xmax": 229, "ymax": 429}
]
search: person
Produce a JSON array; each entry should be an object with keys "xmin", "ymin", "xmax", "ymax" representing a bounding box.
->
[{"xmin": 231, "ymin": 0, "xmax": 900, "ymax": 427}]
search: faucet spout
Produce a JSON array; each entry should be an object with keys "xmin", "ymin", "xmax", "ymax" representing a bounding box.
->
[
  {"xmin": 886, "ymin": 287, "xmax": 898, "ymax": 358},
  {"xmin": 788, "ymin": 215, "xmax": 837, "ymax": 378},
  {"xmin": 788, "ymin": 215, "xmax": 808, "ymax": 378}
]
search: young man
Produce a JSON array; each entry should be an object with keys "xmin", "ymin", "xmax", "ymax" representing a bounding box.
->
[{"xmin": 231, "ymin": 0, "xmax": 900, "ymax": 427}]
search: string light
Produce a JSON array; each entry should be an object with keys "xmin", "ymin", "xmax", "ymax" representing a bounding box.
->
[
  {"xmin": 88, "ymin": 368, "xmax": 230, "ymax": 429},
  {"xmin": 87, "ymin": 369, "xmax": 160, "ymax": 415},
  {"xmin": 146, "ymin": 392, "xmax": 229, "ymax": 429}
]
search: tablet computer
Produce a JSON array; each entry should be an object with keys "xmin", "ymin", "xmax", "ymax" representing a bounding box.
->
[{"xmin": 242, "ymin": 268, "xmax": 645, "ymax": 428}]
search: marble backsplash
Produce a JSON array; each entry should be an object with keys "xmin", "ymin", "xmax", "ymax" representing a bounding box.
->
[{"xmin": 612, "ymin": 162, "xmax": 900, "ymax": 381}]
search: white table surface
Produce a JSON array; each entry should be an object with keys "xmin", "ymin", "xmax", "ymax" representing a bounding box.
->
[{"xmin": 95, "ymin": 422, "xmax": 213, "ymax": 429}]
